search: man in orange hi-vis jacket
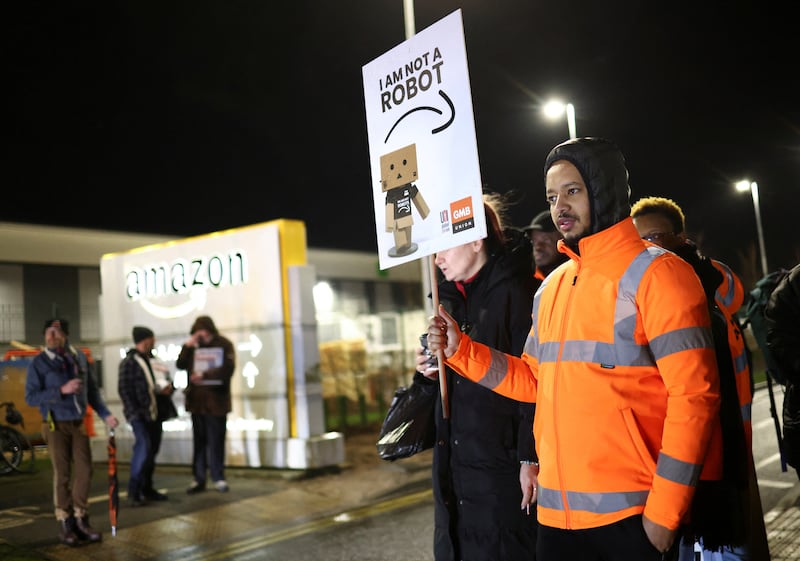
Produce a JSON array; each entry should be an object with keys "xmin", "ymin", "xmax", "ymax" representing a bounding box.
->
[
  {"xmin": 425, "ymin": 137, "xmax": 721, "ymax": 561},
  {"xmin": 630, "ymin": 196, "xmax": 769, "ymax": 561}
]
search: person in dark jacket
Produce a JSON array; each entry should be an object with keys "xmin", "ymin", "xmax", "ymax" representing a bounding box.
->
[
  {"xmin": 25, "ymin": 318, "xmax": 119, "ymax": 546},
  {"xmin": 176, "ymin": 315, "xmax": 236, "ymax": 494},
  {"xmin": 414, "ymin": 192, "xmax": 538, "ymax": 561},
  {"xmin": 522, "ymin": 209, "xmax": 568, "ymax": 281},
  {"xmin": 766, "ymin": 262, "xmax": 800, "ymax": 480},
  {"xmin": 118, "ymin": 325, "xmax": 174, "ymax": 505}
]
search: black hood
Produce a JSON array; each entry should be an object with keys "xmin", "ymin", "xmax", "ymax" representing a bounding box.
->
[
  {"xmin": 190, "ymin": 315, "xmax": 218, "ymax": 335},
  {"xmin": 544, "ymin": 137, "xmax": 631, "ymax": 235}
]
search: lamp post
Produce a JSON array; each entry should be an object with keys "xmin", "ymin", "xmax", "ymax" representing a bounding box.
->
[
  {"xmin": 735, "ymin": 180, "xmax": 769, "ymax": 277},
  {"xmin": 403, "ymin": 0, "xmax": 415, "ymax": 39},
  {"xmin": 543, "ymin": 100, "xmax": 577, "ymax": 140}
]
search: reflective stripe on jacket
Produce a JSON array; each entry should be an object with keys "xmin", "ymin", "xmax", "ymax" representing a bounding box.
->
[
  {"xmin": 712, "ymin": 259, "xmax": 745, "ymax": 318},
  {"xmin": 711, "ymin": 259, "xmax": 753, "ymax": 450},
  {"xmin": 724, "ymin": 312, "xmax": 753, "ymax": 451},
  {"xmin": 446, "ymin": 218, "xmax": 720, "ymax": 531}
]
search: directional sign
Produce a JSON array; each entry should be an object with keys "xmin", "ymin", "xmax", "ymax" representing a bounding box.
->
[
  {"xmin": 242, "ymin": 361, "xmax": 259, "ymax": 389},
  {"xmin": 237, "ymin": 334, "xmax": 263, "ymax": 357}
]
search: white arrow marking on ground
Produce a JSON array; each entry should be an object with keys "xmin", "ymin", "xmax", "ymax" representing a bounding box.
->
[
  {"xmin": 756, "ymin": 452, "xmax": 784, "ymax": 470},
  {"xmin": 758, "ymin": 479, "xmax": 796, "ymax": 489}
]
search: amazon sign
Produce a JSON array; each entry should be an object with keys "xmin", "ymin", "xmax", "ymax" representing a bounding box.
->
[
  {"xmin": 96, "ymin": 219, "xmax": 341, "ymax": 470},
  {"xmin": 100, "ymin": 222, "xmax": 288, "ymax": 328},
  {"xmin": 124, "ymin": 251, "xmax": 248, "ymax": 301}
]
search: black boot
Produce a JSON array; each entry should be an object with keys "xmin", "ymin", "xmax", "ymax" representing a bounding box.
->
[
  {"xmin": 128, "ymin": 479, "xmax": 147, "ymax": 506},
  {"xmin": 142, "ymin": 487, "xmax": 168, "ymax": 501},
  {"xmin": 127, "ymin": 492, "xmax": 147, "ymax": 507},
  {"xmin": 58, "ymin": 518, "xmax": 80, "ymax": 547},
  {"xmin": 74, "ymin": 515, "xmax": 102, "ymax": 542}
]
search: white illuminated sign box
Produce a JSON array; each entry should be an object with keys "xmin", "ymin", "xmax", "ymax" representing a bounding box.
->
[{"xmin": 97, "ymin": 220, "xmax": 342, "ymax": 469}]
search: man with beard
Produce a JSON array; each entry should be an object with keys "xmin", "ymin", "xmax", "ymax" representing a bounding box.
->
[
  {"xmin": 424, "ymin": 138, "xmax": 720, "ymax": 560},
  {"xmin": 118, "ymin": 326, "xmax": 174, "ymax": 506},
  {"xmin": 522, "ymin": 209, "xmax": 568, "ymax": 281}
]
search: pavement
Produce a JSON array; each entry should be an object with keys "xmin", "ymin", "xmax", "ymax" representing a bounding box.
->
[
  {"xmin": 763, "ymin": 475, "xmax": 800, "ymax": 561},
  {"xmin": 0, "ymin": 426, "xmax": 798, "ymax": 561},
  {"xmin": 0, "ymin": 427, "xmax": 433, "ymax": 561}
]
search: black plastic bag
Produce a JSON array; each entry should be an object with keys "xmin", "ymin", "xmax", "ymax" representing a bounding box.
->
[
  {"xmin": 376, "ymin": 374, "xmax": 437, "ymax": 461},
  {"xmin": 156, "ymin": 393, "xmax": 178, "ymax": 422}
]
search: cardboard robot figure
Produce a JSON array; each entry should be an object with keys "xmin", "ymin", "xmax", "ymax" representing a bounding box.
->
[{"xmin": 380, "ymin": 143, "xmax": 430, "ymax": 257}]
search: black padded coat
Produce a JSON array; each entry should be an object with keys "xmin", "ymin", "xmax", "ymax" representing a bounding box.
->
[
  {"xmin": 766, "ymin": 263, "xmax": 800, "ymax": 470},
  {"xmin": 423, "ymin": 229, "xmax": 538, "ymax": 561}
]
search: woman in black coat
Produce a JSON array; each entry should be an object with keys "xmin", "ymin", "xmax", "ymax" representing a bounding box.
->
[
  {"xmin": 415, "ymin": 195, "xmax": 538, "ymax": 561},
  {"xmin": 766, "ymin": 263, "xmax": 800, "ymax": 478}
]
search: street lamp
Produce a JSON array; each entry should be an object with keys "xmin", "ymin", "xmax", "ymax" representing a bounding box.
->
[
  {"xmin": 543, "ymin": 100, "xmax": 577, "ymax": 140},
  {"xmin": 735, "ymin": 179, "xmax": 769, "ymax": 277}
]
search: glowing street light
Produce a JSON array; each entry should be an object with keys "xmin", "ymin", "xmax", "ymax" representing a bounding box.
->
[
  {"xmin": 735, "ymin": 179, "xmax": 769, "ymax": 277},
  {"xmin": 543, "ymin": 100, "xmax": 576, "ymax": 140}
]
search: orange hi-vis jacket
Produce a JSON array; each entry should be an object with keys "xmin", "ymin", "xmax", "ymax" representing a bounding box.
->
[
  {"xmin": 446, "ymin": 218, "xmax": 721, "ymax": 532},
  {"xmin": 711, "ymin": 258, "xmax": 753, "ymax": 451}
]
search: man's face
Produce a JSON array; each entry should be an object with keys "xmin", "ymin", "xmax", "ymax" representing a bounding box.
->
[
  {"xmin": 140, "ymin": 337, "xmax": 156, "ymax": 354},
  {"xmin": 545, "ymin": 161, "xmax": 592, "ymax": 245},
  {"xmin": 531, "ymin": 230, "xmax": 562, "ymax": 269},
  {"xmin": 194, "ymin": 329, "xmax": 212, "ymax": 345},
  {"xmin": 44, "ymin": 326, "xmax": 66, "ymax": 350},
  {"xmin": 632, "ymin": 213, "xmax": 685, "ymax": 252}
]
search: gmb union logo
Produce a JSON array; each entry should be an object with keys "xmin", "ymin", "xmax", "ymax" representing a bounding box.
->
[{"xmin": 450, "ymin": 197, "xmax": 475, "ymax": 234}]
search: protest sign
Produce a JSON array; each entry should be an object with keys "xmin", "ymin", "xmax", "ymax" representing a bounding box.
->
[{"xmin": 363, "ymin": 9, "xmax": 485, "ymax": 270}]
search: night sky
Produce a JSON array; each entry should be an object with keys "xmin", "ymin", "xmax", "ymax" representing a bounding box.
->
[{"xmin": 6, "ymin": 1, "xmax": 799, "ymax": 285}]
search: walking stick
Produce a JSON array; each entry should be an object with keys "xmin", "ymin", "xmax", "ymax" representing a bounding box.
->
[
  {"xmin": 428, "ymin": 254, "xmax": 449, "ymax": 419},
  {"xmin": 765, "ymin": 371, "xmax": 788, "ymax": 472}
]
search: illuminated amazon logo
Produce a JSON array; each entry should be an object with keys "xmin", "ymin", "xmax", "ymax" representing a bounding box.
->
[{"xmin": 125, "ymin": 251, "xmax": 248, "ymax": 318}]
